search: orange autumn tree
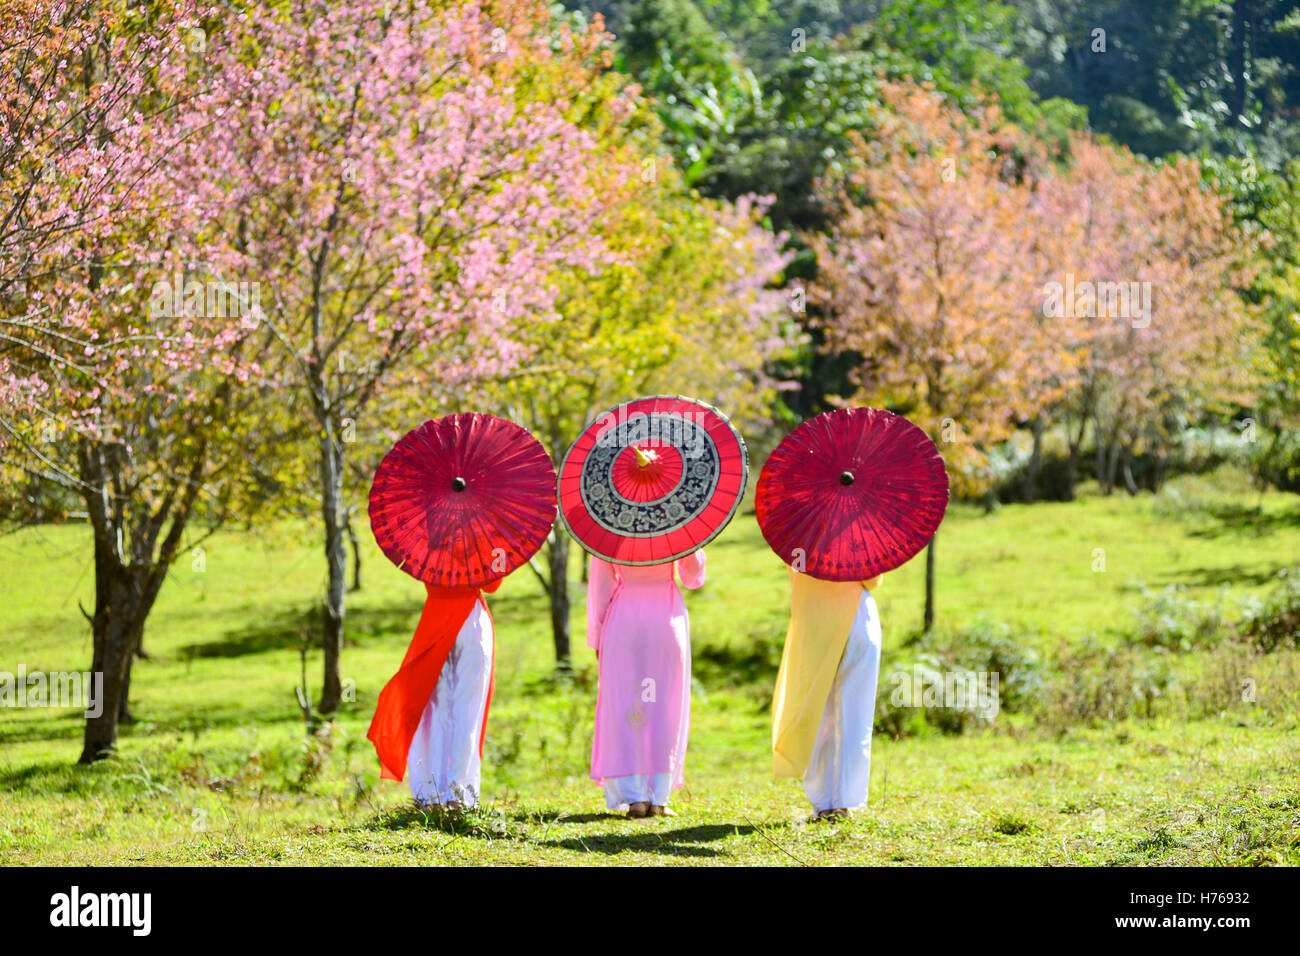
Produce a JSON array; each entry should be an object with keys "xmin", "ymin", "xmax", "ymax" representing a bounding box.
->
[
  {"xmin": 1047, "ymin": 137, "xmax": 1258, "ymax": 497},
  {"xmin": 810, "ymin": 82, "xmax": 1067, "ymax": 630}
]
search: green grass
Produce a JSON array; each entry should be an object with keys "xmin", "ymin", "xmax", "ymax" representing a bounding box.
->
[{"xmin": 2, "ymin": 468, "xmax": 1299, "ymax": 866}]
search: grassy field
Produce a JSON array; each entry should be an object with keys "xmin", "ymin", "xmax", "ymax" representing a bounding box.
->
[{"xmin": 2, "ymin": 467, "xmax": 1298, "ymax": 866}]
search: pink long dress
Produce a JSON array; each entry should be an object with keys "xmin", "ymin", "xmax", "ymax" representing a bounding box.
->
[{"xmin": 587, "ymin": 550, "xmax": 706, "ymax": 808}]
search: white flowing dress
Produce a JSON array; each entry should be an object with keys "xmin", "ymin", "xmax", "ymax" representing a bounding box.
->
[
  {"xmin": 405, "ymin": 600, "xmax": 493, "ymax": 807},
  {"xmin": 802, "ymin": 589, "xmax": 883, "ymax": 813}
]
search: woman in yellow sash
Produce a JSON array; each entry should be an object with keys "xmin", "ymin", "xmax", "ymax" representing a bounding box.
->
[{"xmin": 771, "ymin": 570, "xmax": 885, "ymax": 819}]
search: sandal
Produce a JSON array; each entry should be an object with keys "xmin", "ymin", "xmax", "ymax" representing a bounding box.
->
[
  {"xmin": 815, "ymin": 808, "xmax": 850, "ymax": 822},
  {"xmin": 650, "ymin": 805, "xmax": 677, "ymax": 817},
  {"xmin": 627, "ymin": 801, "xmax": 652, "ymax": 819}
]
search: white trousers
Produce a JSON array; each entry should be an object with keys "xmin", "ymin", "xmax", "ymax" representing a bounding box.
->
[
  {"xmin": 604, "ymin": 773, "xmax": 675, "ymax": 810},
  {"xmin": 406, "ymin": 601, "xmax": 492, "ymax": 807},
  {"xmin": 803, "ymin": 591, "xmax": 883, "ymax": 813}
]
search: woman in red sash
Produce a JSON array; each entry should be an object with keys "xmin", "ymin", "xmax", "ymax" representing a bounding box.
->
[
  {"xmin": 367, "ymin": 578, "xmax": 502, "ymax": 809},
  {"xmin": 365, "ymin": 412, "xmax": 557, "ymax": 810}
]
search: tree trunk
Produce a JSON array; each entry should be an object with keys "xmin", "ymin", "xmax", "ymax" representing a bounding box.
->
[
  {"xmin": 1152, "ymin": 449, "xmax": 1167, "ymax": 493},
  {"xmin": 1229, "ymin": 0, "xmax": 1249, "ymax": 125},
  {"xmin": 1096, "ymin": 444, "xmax": 1107, "ymax": 494},
  {"xmin": 1104, "ymin": 442, "xmax": 1121, "ymax": 496},
  {"xmin": 79, "ymin": 563, "xmax": 138, "ymax": 763},
  {"xmin": 1121, "ymin": 446, "xmax": 1139, "ymax": 495},
  {"xmin": 117, "ymin": 669, "xmax": 133, "ymax": 723},
  {"xmin": 923, "ymin": 535, "xmax": 937, "ymax": 633},
  {"xmin": 548, "ymin": 532, "xmax": 571, "ymax": 669},
  {"xmin": 1063, "ymin": 411, "xmax": 1086, "ymax": 503},
  {"xmin": 77, "ymin": 442, "xmax": 191, "ymax": 763},
  {"xmin": 1022, "ymin": 415, "xmax": 1044, "ymax": 502},
  {"xmin": 345, "ymin": 509, "xmax": 362, "ymax": 592},
  {"xmin": 116, "ymin": 620, "xmax": 145, "ymax": 724},
  {"xmin": 317, "ymin": 428, "xmax": 348, "ymax": 716},
  {"xmin": 79, "ymin": 558, "xmax": 176, "ymax": 761}
]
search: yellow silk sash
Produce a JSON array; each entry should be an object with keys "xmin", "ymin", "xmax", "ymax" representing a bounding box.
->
[{"xmin": 771, "ymin": 569, "xmax": 882, "ymax": 778}]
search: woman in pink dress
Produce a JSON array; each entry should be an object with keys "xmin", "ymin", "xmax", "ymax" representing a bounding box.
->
[{"xmin": 586, "ymin": 549, "xmax": 706, "ymax": 818}]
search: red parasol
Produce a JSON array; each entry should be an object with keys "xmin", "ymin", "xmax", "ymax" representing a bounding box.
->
[
  {"xmin": 369, "ymin": 413, "xmax": 555, "ymax": 587},
  {"xmin": 558, "ymin": 395, "xmax": 748, "ymax": 565},
  {"xmin": 756, "ymin": 407, "xmax": 948, "ymax": 581}
]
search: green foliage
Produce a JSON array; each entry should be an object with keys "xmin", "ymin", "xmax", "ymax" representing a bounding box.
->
[
  {"xmin": 1240, "ymin": 568, "xmax": 1300, "ymax": 652},
  {"xmin": 1203, "ymin": 155, "xmax": 1300, "ymax": 478},
  {"xmin": 886, "ymin": 617, "xmax": 1044, "ymax": 718},
  {"xmin": 1009, "ymin": 0, "xmax": 1300, "ymax": 165},
  {"xmin": 1129, "ymin": 584, "xmax": 1231, "ymax": 652},
  {"xmin": 1044, "ymin": 635, "xmax": 1178, "ymax": 725},
  {"xmin": 620, "ymin": 0, "xmax": 741, "ymax": 82},
  {"xmin": 867, "ymin": 0, "xmax": 1044, "ymax": 125},
  {"xmin": 1251, "ymin": 162, "xmax": 1300, "ymax": 421},
  {"xmin": 1249, "ymin": 428, "xmax": 1300, "ymax": 493},
  {"xmin": 629, "ymin": 3, "xmax": 1085, "ymax": 232}
]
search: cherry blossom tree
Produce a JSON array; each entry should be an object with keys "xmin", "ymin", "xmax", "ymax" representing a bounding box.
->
[
  {"xmin": 811, "ymin": 82, "xmax": 1062, "ymax": 630},
  {"xmin": 175, "ymin": 0, "xmax": 642, "ymax": 714},
  {"xmin": 1046, "ymin": 138, "xmax": 1256, "ymax": 496},
  {"xmin": 0, "ymin": 0, "xmax": 285, "ymax": 760},
  {"xmin": 811, "ymin": 82, "xmax": 1258, "ymax": 627}
]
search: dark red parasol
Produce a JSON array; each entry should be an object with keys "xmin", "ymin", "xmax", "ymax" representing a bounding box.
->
[
  {"xmin": 369, "ymin": 413, "xmax": 555, "ymax": 588},
  {"xmin": 756, "ymin": 407, "xmax": 948, "ymax": 581},
  {"xmin": 557, "ymin": 395, "xmax": 748, "ymax": 565}
]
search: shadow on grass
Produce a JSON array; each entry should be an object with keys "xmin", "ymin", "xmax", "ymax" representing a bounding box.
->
[
  {"xmin": 180, "ymin": 603, "xmax": 419, "ymax": 659},
  {"xmin": 0, "ymin": 755, "xmax": 159, "ymax": 797},
  {"xmin": 1153, "ymin": 563, "xmax": 1286, "ymax": 589},
  {"xmin": 507, "ymin": 810, "xmax": 621, "ymax": 824},
  {"xmin": 535, "ymin": 822, "xmax": 762, "ymax": 858},
  {"xmin": 7, "ymin": 698, "xmax": 358, "ymax": 748},
  {"xmin": 181, "ymin": 589, "xmax": 549, "ymax": 662},
  {"xmin": 692, "ymin": 635, "xmax": 782, "ymax": 687},
  {"xmin": 486, "ymin": 589, "xmax": 557, "ymax": 624},
  {"xmin": 1183, "ymin": 503, "xmax": 1300, "ymax": 539},
  {"xmin": 0, "ymin": 713, "xmax": 88, "ymax": 746},
  {"xmin": 0, "ymin": 760, "xmax": 67, "ymax": 790},
  {"xmin": 365, "ymin": 802, "xmax": 769, "ymax": 858}
]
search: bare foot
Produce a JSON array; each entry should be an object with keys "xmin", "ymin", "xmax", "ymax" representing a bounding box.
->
[
  {"xmin": 651, "ymin": 805, "xmax": 676, "ymax": 817},
  {"xmin": 627, "ymin": 801, "xmax": 651, "ymax": 818}
]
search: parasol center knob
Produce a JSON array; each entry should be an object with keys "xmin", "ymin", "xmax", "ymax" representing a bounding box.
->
[
  {"xmin": 632, "ymin": 445, "xmax": 659, "ymax": 468},
  {"xmin": 451, "ymin": 476, "xmax": 467, "ymax": 492},
  {"xmin": 839, "ymin": 471, "xmax": 855, "ymax": 486}
]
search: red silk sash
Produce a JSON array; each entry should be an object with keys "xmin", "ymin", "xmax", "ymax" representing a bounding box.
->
[{"xmin": 367, "ymin": 579, "xmax": 499, "ymax": 782}]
